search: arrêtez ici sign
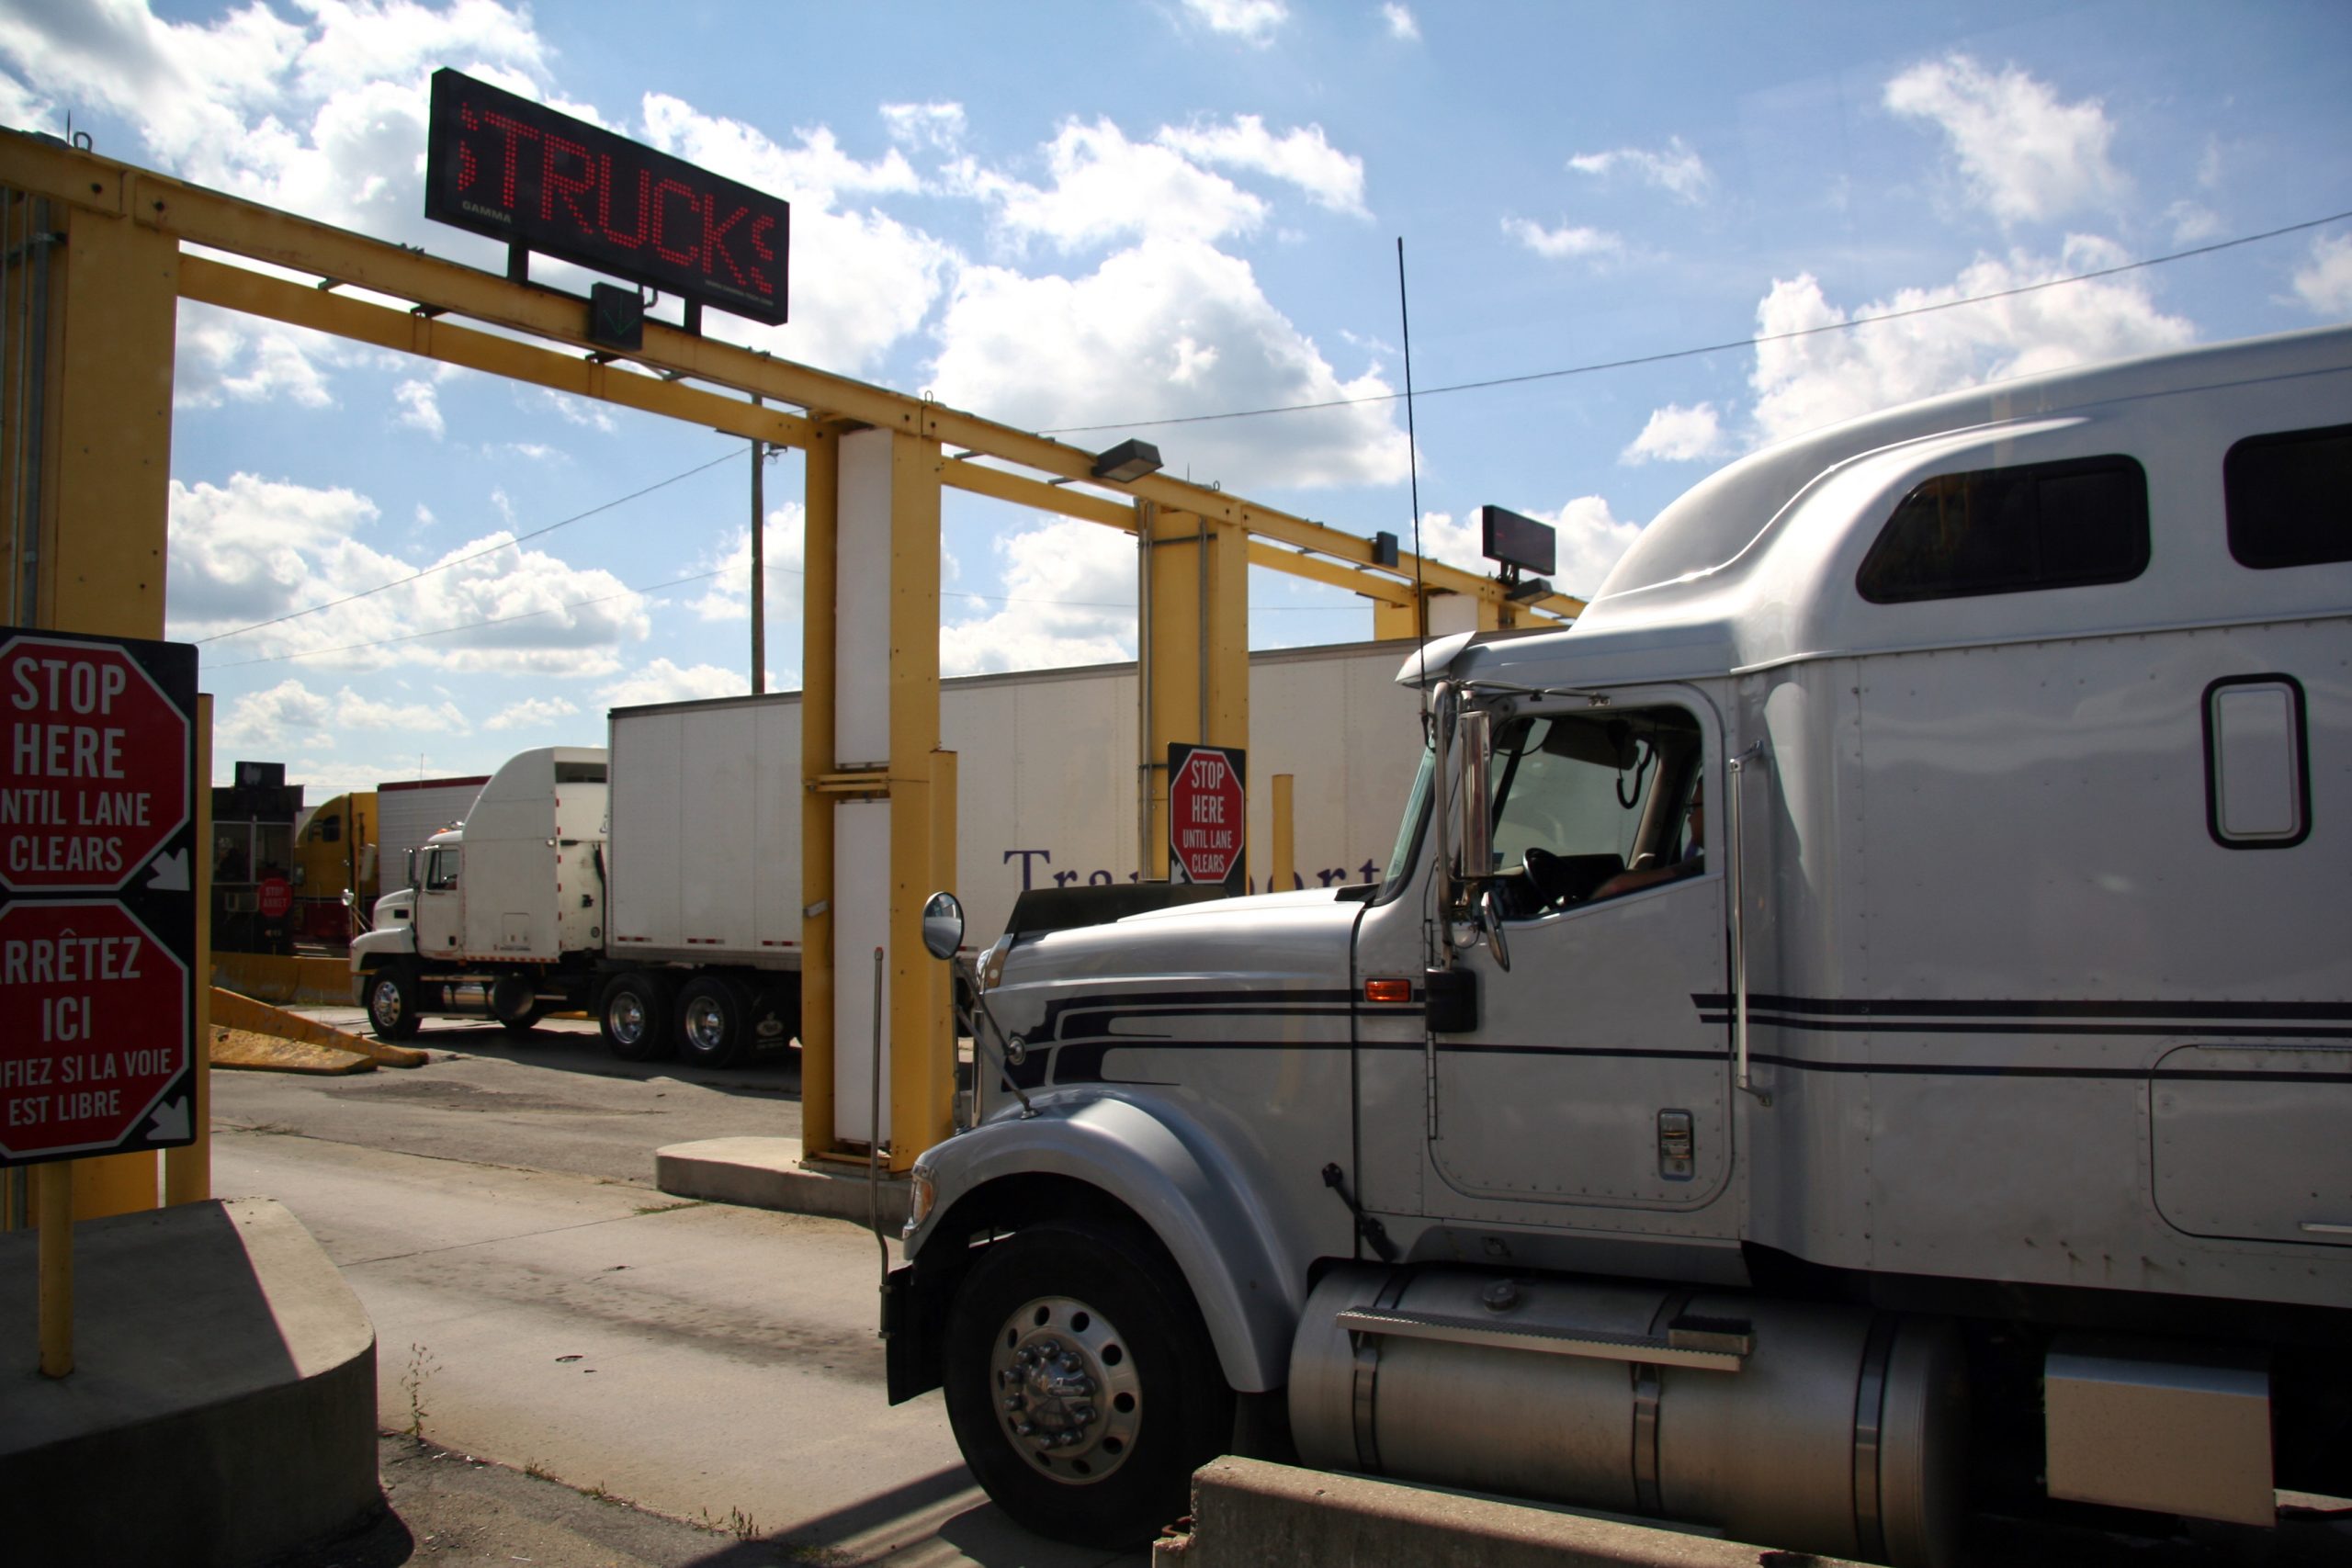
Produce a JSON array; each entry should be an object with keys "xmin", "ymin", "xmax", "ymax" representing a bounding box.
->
[
  {"xmin": 424, "ymin": 67, "xmax": 790, "ymax": 326},
  {"xmin": 1, "ymin": 628, "xmax": 198, "ymax": 1167}
]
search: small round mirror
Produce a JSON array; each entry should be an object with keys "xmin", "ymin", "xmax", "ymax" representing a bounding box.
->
[{"xmin": 921, "ymin": 890, "xmax": 965, "ymax": 961}]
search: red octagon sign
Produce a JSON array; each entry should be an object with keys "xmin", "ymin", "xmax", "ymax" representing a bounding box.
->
[
  {"xmin": 1170, "ymin": 745, "xmax": 1246, "ymax": 886},
  {"xmin": 1, "ymin": 633, "xmax": 191, "ymax": 893},
  {"xmin": 0, "ymin": 899, "xmax": 191, "ymax": 1161}
]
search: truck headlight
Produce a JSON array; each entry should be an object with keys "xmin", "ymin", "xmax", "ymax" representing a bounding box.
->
[{"xmin": 903, "ymin": 1160, "xmax": 937, "ymax": 1239}]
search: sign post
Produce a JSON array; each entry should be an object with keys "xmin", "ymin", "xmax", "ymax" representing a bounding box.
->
[
  {"xmin": 1167, "ymin": 743, "xmax": 1247, "ymax": 895},
  {"xmin": 1, "ymin": 627, "xmax": 198, "ymax": 1377}
]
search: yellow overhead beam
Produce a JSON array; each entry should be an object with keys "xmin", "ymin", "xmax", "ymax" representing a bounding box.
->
[
  {"xmin": 1247, "ymin": 543, "xmax": 1416, "ymax": 607},
  {"xmin": 7, "ymin": 136, "xmax": 1581, "ymax": 625}
]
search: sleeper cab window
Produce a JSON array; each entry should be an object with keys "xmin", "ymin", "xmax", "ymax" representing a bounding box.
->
[
  {"xmin": 1857, "ymin": 454, "xmax": 2149, "ymax": 604},
  {"xmin": 2203, "ymin": 676, "xmax": 2310, "ymax": 849},
  {"xmin": 2224, "ymin": 421, "xmax": 2352, "ymax": 570}
]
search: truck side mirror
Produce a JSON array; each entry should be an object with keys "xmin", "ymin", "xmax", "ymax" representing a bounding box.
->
[
  {"xmin": 1457, "ymin": 707, "xmax": 1494, "ymax": 883},
  {"xmin": 921, "ymin": 890, "xmax": 965, "ymax": 960}
]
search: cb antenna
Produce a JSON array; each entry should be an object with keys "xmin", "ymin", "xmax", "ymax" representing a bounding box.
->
[{"xmin": 1397, "ymin": 238, "xmax": 1429, "ymax": 684}]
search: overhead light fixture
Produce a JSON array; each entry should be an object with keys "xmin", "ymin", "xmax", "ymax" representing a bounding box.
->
[
  {"xmin": 1372, "ymin": 530, "xmax": 1399, "ymax": 569},
  {"xmin": 1091, "ymin": 438, "xmax": 1163, "ymax": 484},
  {"xmin": 1505, "ymin": 575, "xmax": 1553, "ymax": 604}
]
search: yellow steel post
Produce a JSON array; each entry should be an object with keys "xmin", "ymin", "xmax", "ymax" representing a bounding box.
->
[
  {"xmin": 40, "ymin": 197, "xmax": 180, "ymax": 1221},
  {"xmin": 886, "ymin": 432, "xmax": 947, "ymax": 1169},
  {"xmin": 164, "ymin": 694, "xmax": 213, "ymax": 1206},
  {"xmin": 1268, "ymin": 773, "xmax": 1295, "ymax": 895},
  {"xmin": 1141, "ymin": 508, "xmax": 1250, "ymax": 878},
  {"xmin": 931, "ymin": 748, "xmax": 958, "ymax": 1121},
  {"xmin": 38, "ymin": 1161, "xmax": 72, "ymax": 1376},
  {"xmin": 799, "ymin": 427, "xmax": 841, "ymax": 1159}
]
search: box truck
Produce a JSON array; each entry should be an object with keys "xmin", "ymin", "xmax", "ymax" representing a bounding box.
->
[
  {"xmin": 886, "ymin": 325, "xmax": 2352, "ymax": 1562},
  {"xmin": 350, "ymin": 642, "xmax": 1422, "ymax": 1061}
]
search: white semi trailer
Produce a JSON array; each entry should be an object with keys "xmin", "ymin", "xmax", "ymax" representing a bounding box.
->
[
  {"xmin": 350, "ymin": 641, "xmax": 1422, "ymax": 1062},
  {"xmin": 888, "ymin": 325, "xmax": 2352, "ymax": 1563}
]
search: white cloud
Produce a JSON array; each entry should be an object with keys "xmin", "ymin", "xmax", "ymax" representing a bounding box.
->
[
  {"xmin": 214, "ymin": 677, "xmax": 467, "ymax": 750},
  {"xmin": 1182, "ymin": 0, "xmax": 1288, "ymax": 45},
  {"xmin": 2291, "ymin": 233, "xmax": 2352, "ymax": 318},
  {"xmin": 1621, "ymin": 403, "xmax": 1725, "ymax": 465},
  {"xmin": 1158, "ymin": 116, "xmax": 1368, "ymax": 216},
  {"xmin": 533, "ymin": 389, "xmax": 616, "ymax": 433},
  {"xmin": 598, "ymin": 659, "xmax": 749, "ymax": 707},
  {"xmin": 928, "ymin": 239, "xmax": 1409, "ymax": 491},
  {"xmin": 167, "ymin": 472, "xmax": 650, "ymax": 676},
  {"xmin": 1407, "ymin": 497, "xmax": 1643, "ymax": 595},
  {"xmin": 1747, "ymin": 237, "xmax": 2194, "ymax": 446},
  {"xmin": 1566, "ymin": 137, "xmax": 1711, "ymax": 203},
  {"xmin": 940, "ymin": 518, "xmax": 1136, "ymax": 676},
  {"xmin": 2165, "ymin": 200, "xmax": 2222, "ymax": 244},
  {"xmin": 967, "ymin": 118, "xmax": 1267, "ymax": 249},
  {"xmin": 392, "ymin": 379, "xmax": 443, "ymax": 438},
  {"xmin": 175, "ymin": 301, "xmax": 340, "ymax": 411},
  {"xmin": 1503, "ymin": 216, "xmax": 1622, "ymax": 261},
  {"xmin": 881, "ymin": 100, "xmax": 966, "ymax": 152},
  {"xmin": 484, "ymin": 695, "xmax": 582, "ymax": 731},
  {"xmin": 1883, "ymin": 56, "xmax": 2125, "ymax": 225},
  {"xmin": 687, "ymin": 502, "xmax": 808, "ymax": 623},
  {"xmin": 1380, "ymin": 4, "xmax": 1419, "ymax": 41}
]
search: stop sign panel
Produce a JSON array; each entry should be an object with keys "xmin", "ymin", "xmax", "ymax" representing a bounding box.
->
[
  {"xmin": 0, "ymin": 899, "xmax": 193, "ymax": 1162},
  {"xmin": 2, "ymin": 631, "xmax": 192, "ymax": 893},
  {"xmin": 1168, "ymin": 743, "xmax": 1246, "ymax": 893},
  {"xmin": 0, "ymin": 626, "xmax": 198, "ymax": 1167}
]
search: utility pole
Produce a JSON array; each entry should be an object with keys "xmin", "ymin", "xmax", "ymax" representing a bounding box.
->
[{"xmin": 750, "ymin": 398, "xmax": 766, "ymax": 695}]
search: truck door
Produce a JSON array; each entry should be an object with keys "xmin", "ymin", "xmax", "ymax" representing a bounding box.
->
[
  {"xmin": 1362, "ymin": 687, "xmax": 1736, "ymax": 1219},
  {"xmin": 416, "ymin": 844, "xmax": 464, "ymax": 955}
]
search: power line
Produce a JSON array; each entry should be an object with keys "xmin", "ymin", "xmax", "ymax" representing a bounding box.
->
[
  {"xmin": 195, "ymin": 447, "xmax": 744, "ymax": 645},
  {"xmin": 1039, "ymin": 209, "xmax": 2352, "ymax": 436}
]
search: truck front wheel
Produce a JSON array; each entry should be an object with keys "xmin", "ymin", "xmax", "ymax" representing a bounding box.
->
[
  {"xmin": 365, "ymin": 964, "xmax": 423, "ymax": 1041},
  {"xmin": 598, "ymin": 972, "xmax": 674, "ymax": 1061},
  {"xmin": 943, "ymin": 1220, "xmax": 1231, "ymax": 1547}
]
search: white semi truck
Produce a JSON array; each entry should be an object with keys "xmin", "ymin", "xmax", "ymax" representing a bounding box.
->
[
  {"xmin": 349, "ymin": 642, "xmax": 1422, "ymax": 1062},
  {"xmin": 888, "ymin": 325, "xmax": 2352, "ymax": 1563}
]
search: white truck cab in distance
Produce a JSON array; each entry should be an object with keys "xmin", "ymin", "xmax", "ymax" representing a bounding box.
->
[{"xmin": 888, "ymin": 325, "xmax": 2352, "ymax": 1562}]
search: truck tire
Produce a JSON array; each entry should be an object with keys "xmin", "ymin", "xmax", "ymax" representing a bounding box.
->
[
  {"xmin": 490, "ymin": 976, "xmax": 547, "ymax": 1037},
  {"xmin": 674, "ymin": 976, "xmax": 752, "ymax": 1068},
  {"xmin": 365, "ymin": 964, "xmax": 423, "ymax": 1041},
  {"xmin": 598, "ymin": 972, "xmax": 674, "ymax": 1061},
  {"xmin": 943, "ymin": 1219, "xmax": 1231, "ymax": 1547}
]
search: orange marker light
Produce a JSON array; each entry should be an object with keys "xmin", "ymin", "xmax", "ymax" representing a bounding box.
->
[{"xmin": 1363, "ymin": 978, "xmax": 1413, "ymax": 1005}]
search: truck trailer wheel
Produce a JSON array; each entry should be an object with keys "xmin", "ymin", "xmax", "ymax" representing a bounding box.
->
[
  {"xmin": 365, "ymin": 964, "xmax": 423, "ymax": 1041},
  {"xmin": 943, "ymin": 1220, "xmax": 1231, "ymax": 1547},
  {"xmin": 598, "ymin": 972, "xmax": 674, "ymax": 1061},
  {"xmin": 675, "ymin": 976, "xmax": 752, "ymax": 1069}
]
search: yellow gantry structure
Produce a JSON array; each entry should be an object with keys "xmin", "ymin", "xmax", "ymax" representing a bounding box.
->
[{"xmin": 0, "ymin": 133, "xmax": 1583, "ymax": 1172}]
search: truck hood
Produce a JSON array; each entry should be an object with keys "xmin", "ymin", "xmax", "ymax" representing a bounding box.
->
[{"xmin": 984, "ymin": 886, "xmax": 1365, "ymax": 1094}]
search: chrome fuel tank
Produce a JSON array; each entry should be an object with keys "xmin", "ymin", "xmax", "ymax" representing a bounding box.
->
[{"xmin": 1290, "ymin": 1264, "xmax": 1967, "ymax": 1567}]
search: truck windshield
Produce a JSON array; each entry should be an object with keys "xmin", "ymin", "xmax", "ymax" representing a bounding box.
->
[{"xmin": 1379, "ymin": 738, "xmax": 1436, "ymax": 896}]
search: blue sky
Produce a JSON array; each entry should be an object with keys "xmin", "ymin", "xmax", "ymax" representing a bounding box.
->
[{"xmin": 4, "ymin": 0, "xmax": 2348, "ymax": 795}]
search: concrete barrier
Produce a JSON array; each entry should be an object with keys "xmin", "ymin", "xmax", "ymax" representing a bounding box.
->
[
  {"xmin": 0, "ymin": 1199, "xmax": 380, "ymax": 1568},
  {"xmin": 210, "ymin": 952, "xmax": 353, "ymax": 1006},
  {"xmin": 656, "ymin": 1135, "xmax": 910, "ymax": 1232},
  {"xmin": 210, "ymin": 987, "xmax": 426, "ymax": 1068},
  {"xmin": 1153, "ymin": 1457, "xmax": 1871, "ymax": 1568}
]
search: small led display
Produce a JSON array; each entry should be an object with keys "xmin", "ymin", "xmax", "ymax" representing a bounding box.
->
[
  {"xmin": 424, "ymin": 68, "xmax": 788, "ymax": 326},
  {"xmin": 1479, "ymin": 504, "xmax": 1557, "ymax": 577}
]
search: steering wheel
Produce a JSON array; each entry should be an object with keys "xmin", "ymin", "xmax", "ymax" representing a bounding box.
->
[{"xmin": 1521, "ymin": 845, "xmax": 1580, "ymax": 910}]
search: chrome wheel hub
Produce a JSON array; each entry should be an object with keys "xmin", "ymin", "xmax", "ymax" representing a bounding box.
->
[
  {"xmin": 684, "ymin": 998, "xmax": 725, "ymax": 1051},
  {"xmin": 372, "ymin": 980, "xmax": 401, "ymax": 1023},
  {"xmin": 608, "ymin": 993, "xmax": 646, "ymax": 1045},
  {"xmin": 989, "ymin": 1295, "xmax": 1142, "ymax": 1483}
]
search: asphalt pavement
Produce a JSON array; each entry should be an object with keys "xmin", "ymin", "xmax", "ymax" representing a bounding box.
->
[{"xmin": 217, "ymin": 1014, "xmax": 1144, "ymax": 1568}]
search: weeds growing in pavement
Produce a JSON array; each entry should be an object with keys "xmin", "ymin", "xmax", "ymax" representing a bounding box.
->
[{"xmin": 399, "ymin": 1342, "xmax": 440, "ymax": 1438}]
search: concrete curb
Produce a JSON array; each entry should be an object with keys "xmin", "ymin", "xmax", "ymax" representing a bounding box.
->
[
  {"xmin": 212, "ymin": 986, "xmax": 427, "ymax": 1067},
  {"xmin": 0, "ymin": 1199, "xmax": 381, "ymax": 1568},
  {"xmin": 211, "ymin": 951, "xmax": 353, "ymax": 1006},
  {"xmin": 655, "ymin": 1134, "xmax": 910, "ymax": 1232},
  {"xmin": 1153, "ymin": 1457, "xmax": 1872, "ymax": 1568}
]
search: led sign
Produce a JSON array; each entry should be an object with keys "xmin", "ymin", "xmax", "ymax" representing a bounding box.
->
[
  {"xmin": 424, "ymin": 68, "xmax": 789, "ymax": 326},
  {"xmin": 1479, "ymin": 504, "xmax": 1557, "ymax": 578}
]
